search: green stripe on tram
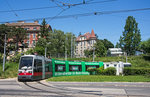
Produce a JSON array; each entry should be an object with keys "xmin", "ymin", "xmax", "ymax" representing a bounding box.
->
[{"xmin": 51, "ymin": 59, "xmax": 103, "ymax": 77}]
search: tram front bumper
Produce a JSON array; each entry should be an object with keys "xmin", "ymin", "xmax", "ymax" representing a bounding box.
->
[{"xmin": 18, "ymin": 75, "xmax": 33, "ymax": 81}]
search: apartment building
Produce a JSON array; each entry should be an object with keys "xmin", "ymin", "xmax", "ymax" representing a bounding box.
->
[
  {"xmin": 76, "ymin": 29, "xmax": 97, "ymax": 57},
  {"xmin": 107, "ymin": 48, "xmax": 123, "ymax": 56},
  {"xmin": 6, "ymin": 21, "xmax": 52, "ymax": 49}
]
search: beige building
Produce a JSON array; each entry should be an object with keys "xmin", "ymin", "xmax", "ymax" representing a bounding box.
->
[{"xmin": 75, "ymin": 29, "xmax": 97, "ymax": 57}]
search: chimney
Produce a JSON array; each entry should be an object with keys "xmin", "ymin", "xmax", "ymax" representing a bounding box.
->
[
  {"xmin": 34, "ymin": 20, "xmax": 39, "ymax": 23},
  {"xmin": 18, "ymin": 21, "xmax": 25, "ymax": 23}
]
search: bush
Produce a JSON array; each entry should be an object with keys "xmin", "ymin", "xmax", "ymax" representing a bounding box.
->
[
  {"xmin": 96, "ymin": 66, "xmax": 116, "ymax": 75},
  {"xmin": 0, "ymin": 53, "xmax": 2, "ymax": 63},
  {"xmin": 87, "ymin": 68, "xmax": 97, "ymax": 75},
  {"xmin": 123, "ymin": 67, "xmax": 150, "ymax": 75},
  {"xmin": 9, "ymin": 53, "xmax": 22, "ymax": 63},
  {"xmin": 96, "ymin": 66, "xmax": 104, "ymax": 75},
  {"xmin": 103, "ymin": 67, "xmax": 116, "ymax": 75}
]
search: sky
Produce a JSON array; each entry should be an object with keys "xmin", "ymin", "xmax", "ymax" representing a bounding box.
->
[{"xmin": 0, "ymin": 0, "xmax": 150, "ymax": 45}]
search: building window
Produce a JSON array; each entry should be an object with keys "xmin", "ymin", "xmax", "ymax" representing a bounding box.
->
[
  {"xmin": 114, "ymin": 64, "xmax": 117, "ymax": 67},
  {"xmin": 27, "ymin": 33, "xmax": 30, "ymax": 38},
  {"xmin": 106, "ymin": 64, "xmax": 109, "ymax": 67},
  {"xmin": 33, "ymin": 33, "xmax": 36, "ymax": 39},
  {"xmin": 27, "ymin": 40, "xmax": 29, "ymax": 45},
  {"xmin": 24, "ymin": 28, "xmax": 30, "ymax": 30},
  {"xmin": 33, "ymin": 40, "xmax": 36, "ymax": 46},
  {"xmin": 33, "ymin": 27, "xmax": 37, "ymax": 30}
]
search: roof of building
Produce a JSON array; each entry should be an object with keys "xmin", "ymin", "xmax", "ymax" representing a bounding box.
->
[
  {"xmin": 5, "ymin": 21, "xmax": 52, "ymax": 31},
  {"xmin": 76, "ymin": 29, "xmax": 96, "ymax": 41},
  {"xmin": 108, "ymin": 48, "xmax": 122, "ymax": 51},
  {"xmin": 6, "ymin": 21, "xmax": 41, "ymax": 26}
]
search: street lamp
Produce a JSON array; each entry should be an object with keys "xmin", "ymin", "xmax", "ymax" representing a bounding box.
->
[{"xmin": 45, "ymin": 42, "xmax": 51, "ymax": 58}]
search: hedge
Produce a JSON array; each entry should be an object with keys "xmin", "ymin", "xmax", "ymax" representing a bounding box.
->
[
  {"xmin": 88, "ymin": 66, "xmax": 116, "ymax": 75},
  {"xmin": 123, "ymin": 67, "xmax": 150, "ymax": 75},
  {"xmin": 103, "ymin": 67, "xmax": 116, "ymax": 75}
]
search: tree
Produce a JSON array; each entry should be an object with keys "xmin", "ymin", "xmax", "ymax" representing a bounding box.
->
[
  {"xmin": 12, "ymin": 27, "xmax": 27, "ymax": 53},
  {"xmin": 94, "ymin": 40, "xmax": 107, "ymax": 57},
  {"xmin": 65, "ymin": 32, "xmax": 75, "ymax": 57},
  {"xmin": 34, "ymin": 38, "xmax": 46, "ymax": 55},
  {"xmin": 140, "ymin": 38, "xmax": 150, "ymax": 54},
  {"xmin": 95, "ymin": 33, "xmax": 99, "ymax": 39},
  {"xmin": 78, "ymin": 32, "xmax": 81, "ymax": 36},
  {"xmin": 100, "ymin": 39, "xmax": 114, "ymax": 50},
  {"xmin": 119, "ymin": 16, "xmax": 141, "ymax": 55},
  {"xmin": 0, "ymin": 24, "xmax": 11, "ymax": 54},
  {"xmin": 84, "ymin": 49, "xmax": 93, "ymax": 57},
  {"xmin": 45, "ymin": 29, "xmax": 65, "ymax": 57},
  {"xmin": 39, "ymin": 19, "xmax": 49, "ymax": 39}
]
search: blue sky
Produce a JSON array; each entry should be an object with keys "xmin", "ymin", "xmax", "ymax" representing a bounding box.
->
[{"xmin": 0, "ymin": 0, "xmax": 150, "ymax": 45}]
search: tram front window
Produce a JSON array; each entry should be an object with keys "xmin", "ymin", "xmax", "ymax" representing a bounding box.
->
[{"xmin": 19, "ymin": 57, "xmax": 33, "ymax": 69}]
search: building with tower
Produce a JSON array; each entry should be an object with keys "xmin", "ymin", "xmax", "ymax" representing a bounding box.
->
[{"xmin": 75, "ymin": 29, "xmax": 97, "ymax": 57}]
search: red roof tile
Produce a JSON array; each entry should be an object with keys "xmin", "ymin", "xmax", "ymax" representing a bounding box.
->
[{"xmin": 76, "ymin": 29, "xmax": 96, "ymax": 41}]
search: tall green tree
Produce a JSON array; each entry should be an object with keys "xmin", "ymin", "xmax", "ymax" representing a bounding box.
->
[
  {"xmin": 119, "ymin": 16, "xmax": 141, "ymax": 55},
  {"xmin": 39, "ymin": 19, "xmax": 49, "ymax": 39}
]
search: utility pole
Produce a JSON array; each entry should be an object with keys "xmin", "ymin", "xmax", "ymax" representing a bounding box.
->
[
  {"xmin": 125, "ymin": 52, "xmax": 127, "ymax": 63},
  {"xmin": 3, "ymin": 33, "xmax": 6, "ymax": 72},
  {"xmin": 93, "ymin": 47, "xmax": 95, "ymax": 62},
  {"xmin": 71, "ymin": 35, "xmax": 72, "ymax": 58},
  {"xmin": 73, "ymin": 37, "xmax": 76, "ymax": 58},
  {"xmin": 45, "ymin": 47, "xmax": 47, "ymax": 58},
  {"xmin": 45, "ymin": 42, "xmax": 51, "ymax": 58},
  {"xmin": 65, "ymin": 37, "xmax": 67, "ymax": 60}
]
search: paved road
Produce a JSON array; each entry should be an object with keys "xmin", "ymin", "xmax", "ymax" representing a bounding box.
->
[{"xmin": 0, "ymin": 78, "xmax": 150, "ymax": 97}]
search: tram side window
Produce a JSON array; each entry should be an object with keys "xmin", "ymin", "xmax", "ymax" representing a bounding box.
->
[
  {"xmin": 69, "ymin": 65, "xmax": 82, "ymax": 71},
  {"xmin": 34, "ymin": 59, "xmax": 42, "ymax": 72},
  {"xmin": 86, "ymin": 65, "xmax": 99, "ymax": 71},
  {"xmin": 55, "ymin": 64, "xmax": 66, "ymax": 72},
  {"xmin": 45, "ymin": 60, "xmax": 50, "ymax": 72}
]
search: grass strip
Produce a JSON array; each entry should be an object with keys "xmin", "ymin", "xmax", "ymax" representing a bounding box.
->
[
  {"xmin": 0, "ymin": 62, "xmax": 18, "ymax": 79},
  {"xmin": 47, "ymin": 75, "xmax": 150, "ymax": 82}
]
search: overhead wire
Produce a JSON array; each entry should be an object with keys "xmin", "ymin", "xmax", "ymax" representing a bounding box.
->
[
  {"xmin": 5, "ymin": 0, "xmax": 18, "ymax": 17},
  {"xmin": 50, "ymin": 0, "xmax": 64, "ymax": 10},
  {"xmin": 0, "ymin": 0, "xmax": 117, "ymax": 13},
  {"xmin": 1, "ymin": 7, "xmax": 150, "ymax": 23},
  {"xmin": 47, "ymin": 0, "xmax": 71, "ymax": 23}
]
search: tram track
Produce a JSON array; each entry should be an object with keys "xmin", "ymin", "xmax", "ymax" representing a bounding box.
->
[
  {"xmin": 21, "ymin": 81, "xmax": 72, "ymax": 97},
  {"xmin": 19, "ymin": 80, "xmax": 103, "ymax": 97}
]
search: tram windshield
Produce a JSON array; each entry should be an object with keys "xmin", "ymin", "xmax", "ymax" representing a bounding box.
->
[{"xmin": 19, "ymin": 57, "xmax": 33, "ymax": 69}]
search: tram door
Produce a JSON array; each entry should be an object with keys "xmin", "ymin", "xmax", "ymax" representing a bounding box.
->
[{"xmin": 34, "ymin": 59, "xmax": 43, "ymax": 80}]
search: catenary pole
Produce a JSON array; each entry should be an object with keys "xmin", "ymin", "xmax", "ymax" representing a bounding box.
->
[
  {"xmin": 71, "ymin": 35, "xmax": 72, "ymax": 58},
  {"xmin": 93, "ymin": 47, "xmax": 95, "ymax": 62},
  {"xmin": 3, "ymin": 33, "xmax": 6, "ymax": 72}
]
